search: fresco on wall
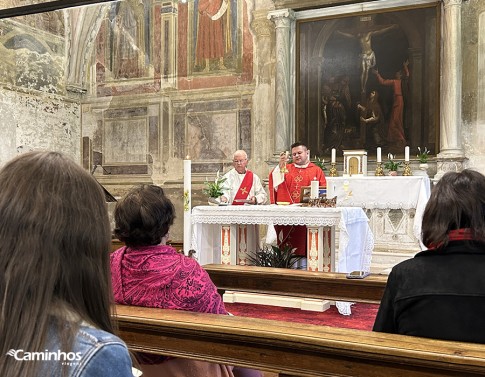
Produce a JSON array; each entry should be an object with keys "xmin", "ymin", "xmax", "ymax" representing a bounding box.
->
[
  {"xmin": 0, "ymin": 16, "xmax": 65, "ymax": 93},
  {"xmin": 106, "ymin": 1, "xmax": 151, "ymax": 80},
  {"xmin": 297, "ymin": 5, "xmax": 440, "ymax": 159},
  {"xmin": 192, "ymin": 0, "xmax": 239, "ymax": 74},
  {"xmin": 90, "ymin": 0, "xmax": 252, "ymax": 177},
  {"xmin": 187, "ymin": 112, "xmax": 236, "ymax": 160}
]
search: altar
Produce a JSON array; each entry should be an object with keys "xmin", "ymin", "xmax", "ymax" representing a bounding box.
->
[
  {"xmin": 191, "ymin": 205, "xmax": 374, "ymax": 313},
  {"xmin": 191, "ymin": 205, "xmax": 374, "ymax": 274},
  {"xmin": 326, "ymin": 176, "xmax": 431, "ymax": 255}
]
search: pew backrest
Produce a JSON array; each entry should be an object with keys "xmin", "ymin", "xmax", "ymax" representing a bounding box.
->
[
  {"xmin": 115, "ymin": 305, "xmax": 485, "ymax": 377},
  {"xmin": 203, "ymin": 264, "xmax": 387, "ymax": 303}
]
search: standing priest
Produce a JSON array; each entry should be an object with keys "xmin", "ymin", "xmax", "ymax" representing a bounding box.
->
[{"xmin": 269, "ymin": 142, "xmax": 327, "ymax": 261}]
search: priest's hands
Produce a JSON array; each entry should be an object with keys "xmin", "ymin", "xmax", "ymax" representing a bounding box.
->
[{"xmin": 279, "ymin": 151, "xmax": 289, "ymax": 170}]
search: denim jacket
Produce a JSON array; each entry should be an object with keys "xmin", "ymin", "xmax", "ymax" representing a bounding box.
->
[{"xmin": 38, "ymin": 321, "xmax": 134, "ymax": 377}]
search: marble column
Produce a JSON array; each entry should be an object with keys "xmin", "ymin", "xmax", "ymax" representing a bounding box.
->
[
  {"xmin": 436, "ymin": 0, "xmax": 465, "ymax": 177},
  {"xmin": 268, "ymin": 9, "xmax": 295, "ymax": 154},
  {"xmin": 251, "ymin": 15, "xmax": 276, "ymax": 171}
]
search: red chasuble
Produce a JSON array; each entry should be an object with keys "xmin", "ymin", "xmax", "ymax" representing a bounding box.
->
[
  {"xmin": 269, "ymin": 163, "xmax": 326, "ymax": 204},
  {"xmin": 232, "ymin": 170, "xmax": 254, "ymax": 205},
  {"xmin": 269, "ymin": 163, "xmax": 326, "ymax": 256}
]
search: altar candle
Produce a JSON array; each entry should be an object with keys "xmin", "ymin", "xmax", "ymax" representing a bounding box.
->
[
  {"xmin": 377, "ymin": 147, "xmax": 382, "ymax": 163},
  {"xmin": 405, "ymin": 146, "xmax": 410, "ymax": 162},
  {"xmin": 310, "ymin": 179, "xmax": 319, "ymax": 199},
  {"xmin": 183, "ymin": 157, "xmax": 192, "ymax": 256},
  {"xmin": 331, "ymin": 148, "xmax": 336, "ymax": 164}
]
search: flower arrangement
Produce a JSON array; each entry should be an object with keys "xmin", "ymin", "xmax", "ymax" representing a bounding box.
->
[
  {"xmin": 417, "ymin": 147, "xmax": 430, "ymax": 163},
  {"xmin": 202, "ymin": 171, "xmax": 227, "ymax": 198},
  {"xmin": 384, "ymin": 153, "xmax": 402, "ymax": 171},
  {"xmin": 313, "ymin": 156, "xmax": 326, "ymax": 171}
]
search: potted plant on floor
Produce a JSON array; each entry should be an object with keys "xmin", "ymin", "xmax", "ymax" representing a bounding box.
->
[
  {"xmin": 384, "ymin": 153, "xmax": 402, "ymax": 176},
  {"xmin": 247, "ymin": 243, "xmax": 304, "ymax": 269}
]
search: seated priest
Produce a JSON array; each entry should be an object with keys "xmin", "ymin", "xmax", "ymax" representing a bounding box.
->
[{"xmin": 269, "ymin": 142, "xmax": 326, "ymax": 266}]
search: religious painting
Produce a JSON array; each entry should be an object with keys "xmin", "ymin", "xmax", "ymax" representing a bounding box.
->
[
  {"xmin": 190, "ymin": 0, "xmax": 241, "ymax": 74},
  {"xmin": 297, "ymin": 5, "xmax": 440, "ymax": 161},
  {"xmin": 106, "ymin": 1, "xmax": 151, "ymax": 80}
]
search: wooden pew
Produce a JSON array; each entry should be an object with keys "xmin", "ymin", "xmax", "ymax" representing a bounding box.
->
[
  {"xmin": 203, "ymin": 264, "xmax": 387, "ymax": 303},
  {"xmin": 114, "ymin": 304, "xmax": 485, "ymax": 377}
]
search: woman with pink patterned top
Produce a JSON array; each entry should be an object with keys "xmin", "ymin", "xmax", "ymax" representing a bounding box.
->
[{"xmin": 111, "ymin": 184, "xmax": 261, "ymax": 377}]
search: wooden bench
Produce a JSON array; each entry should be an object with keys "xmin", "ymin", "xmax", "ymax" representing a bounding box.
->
[
  {"xmin": 114, "ymin": 304, "xmax": 485, "ymax": 377},
  {"xmin": 203, "ymin": 264, "xmax": 388, "ymax": 303}
]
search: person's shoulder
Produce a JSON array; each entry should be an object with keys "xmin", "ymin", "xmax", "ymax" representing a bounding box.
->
[
  {"xmin": 77, "ymin": 324, "xmax": 126, "ymax": 347},
  {"xmin": 72, "ymin": 325, "xmax": 133, "ymax": 377}
]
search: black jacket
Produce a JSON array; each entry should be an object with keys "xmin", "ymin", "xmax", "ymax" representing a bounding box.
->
[{"xmin": 373, "ymin": 241, "xmax": 485, "ymax": 343}]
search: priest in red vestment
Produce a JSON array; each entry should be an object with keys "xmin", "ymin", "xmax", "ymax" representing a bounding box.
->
[{"xmin": 269, "ymin": 142, "xmax": 326, "ymax": 257}]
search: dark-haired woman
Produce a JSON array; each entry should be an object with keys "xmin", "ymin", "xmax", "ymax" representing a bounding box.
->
[
  {"xmin": 374, "ymin": 169, "xmax": 485, "ymax": 343},
  {"xmin": 111, "ymin": 184, "xmax": 261, "ymax": 377},
  {"xmin": 0, "ymin": 151, "xmax": 134, "ymax": 377}
]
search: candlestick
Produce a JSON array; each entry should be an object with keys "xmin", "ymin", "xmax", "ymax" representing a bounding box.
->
[
  {"xmin": 377, "ymin": 147, "xmax": 382, "ymax": 163},
  {"xmin": 183, "ymin": 158, "xmax": 192, "ymax": 256},
  {"xmin": 375, "ymin": 162, "xmax": 384, "ymax": 176},
  {"xmin": 405, "ymin": 146, "xmax": 410, "ymax": 162},
  {"xmin": 331, "ymin": 148, "xmax": 336, "ymax": 164},
  {"xmin": 329, "ymin": 162, "xmax": 338, "ymax": 177},
  {"xmin": 402, "ymin": 161, "xmax": 412, "ymax": 176}
]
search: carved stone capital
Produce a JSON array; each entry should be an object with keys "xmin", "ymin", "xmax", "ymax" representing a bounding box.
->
[
  {"xmin": 267, "ymin": 8, "xmax": 295, "ymax": 28},
  {"xmin": 443, "ymin": 0, "xmax": 462, "ymax": 8}
]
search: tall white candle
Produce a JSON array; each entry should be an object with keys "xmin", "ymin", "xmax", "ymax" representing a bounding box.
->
[
  {"xmin": 377, "ymin": 147, "xmax": 382, "ymax": 163},
  {"xmin": 331, "ymin": 148, "xmax": 336, "ymax": 164},
  {"xmin": 310, "ymin": 179, "xmax": 319, "ymax": 199},
  {"xmin": 405, "ymin": 146, "xmax": 410, "ymax": 162},
  {"xmin": 183, "ymin": 157, "xmax": 192, "ymax": 256}
]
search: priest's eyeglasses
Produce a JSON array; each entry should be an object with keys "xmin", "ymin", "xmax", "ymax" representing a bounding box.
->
[{"xmin": 233, "ymin": 159, "xmax": 247, "ymax": 164}]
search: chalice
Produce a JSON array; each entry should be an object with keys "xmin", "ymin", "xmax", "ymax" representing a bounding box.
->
[{"xmin": 280, "ymin": 151, "xmax": 289, "ymax": 174}]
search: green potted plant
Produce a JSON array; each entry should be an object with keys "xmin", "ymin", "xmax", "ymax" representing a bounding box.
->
[
  {"xmin": 312, "ymin": 156, "xmax": 326, "ymax": 172},
  {"xmin": 247, "ymin": 243, "xmax": 304, "ymax": 269},
  {"xmin": 384, "ymin": 153, "xmax": 402, "ymax": 176},
  {"xmin": 417, "ymin": 147, "xmax": 430, "ymax": 170},
  {"xmin": 202, "ymin": 171, "xmax": 227, "ymax": 205}
]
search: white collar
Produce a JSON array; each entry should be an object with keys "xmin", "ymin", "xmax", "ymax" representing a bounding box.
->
[{"xmin": 294, "ymin": 162, "xmax": 310, "ymax": 168}]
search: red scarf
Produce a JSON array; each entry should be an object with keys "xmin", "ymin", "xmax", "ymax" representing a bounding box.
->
[
  {"xmin": 427, "ymin": 228, "xmax": 475, "ymax": 250},
  {"xmin": 232, "ymin": 170, "xmax": 253, "ymax": 205}
]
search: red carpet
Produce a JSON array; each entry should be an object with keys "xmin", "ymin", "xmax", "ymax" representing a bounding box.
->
[{"xmin": 225, "ymin": 302, "xmax": 379, "ymax": 331}]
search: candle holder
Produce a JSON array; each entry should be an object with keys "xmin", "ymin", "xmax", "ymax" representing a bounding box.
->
[
  {"xmin": 402, "ymin": 161, "xmax": 412, "ymax": 176},
  {"xmin": 375, "ymin": 162, "xmax": 384, "ymax": 176},
  {"xmin": 329, "ymin": 163, "xmax": 338, "ymax": 177}
]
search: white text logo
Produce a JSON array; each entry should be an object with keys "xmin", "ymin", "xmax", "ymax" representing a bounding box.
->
[{"xmin": 6, "ymin": 349, "xmax": 82, "ymax": 362}]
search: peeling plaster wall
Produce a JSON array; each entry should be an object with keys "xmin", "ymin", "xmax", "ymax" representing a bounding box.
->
[{"xmin": 0, "ymin": 88, "xmax": 81, "ymax": 166}]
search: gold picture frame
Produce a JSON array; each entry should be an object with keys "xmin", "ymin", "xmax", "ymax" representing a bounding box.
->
[{"xmin": 300, "ymin": 186, "xmax": 327, "ymax": 203}]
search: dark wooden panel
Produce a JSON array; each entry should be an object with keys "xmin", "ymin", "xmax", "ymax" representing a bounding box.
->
[{"xmin": 203, "ymin": 264, "xmax": 387, "ymax": 303}]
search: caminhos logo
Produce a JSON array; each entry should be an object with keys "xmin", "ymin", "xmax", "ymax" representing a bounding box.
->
[{"xmin": 6, "ymin": 349, "xmax": 82, "ymax": 362}]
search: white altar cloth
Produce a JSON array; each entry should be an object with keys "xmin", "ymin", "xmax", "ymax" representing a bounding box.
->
[
  {"xmin": 191, "ymin": 205, "xmax": 374, "ymax": 274},
  {"xmin": 326, "ymin": 176, "xmax": 431, "ymax": 244}
]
